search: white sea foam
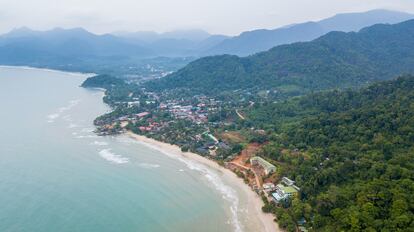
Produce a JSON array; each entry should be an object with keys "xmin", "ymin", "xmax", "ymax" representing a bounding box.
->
[
  {"xmin": 68, "ymin": 123, "xmax": 79, "ymax": 128},
  {"xmin": 75, "ymin": 135, "xmax": 99, "ymax": 139},
  {"xmin": 138, "ymin": 163, "xmax": 161, "ymax": 169},
  {"xmin": 62, "ymin": 115, "xmax": 72, "ymax": 122},
  {"xmin": 0, "ymin": 65, "xmax": 95, "ymax": 77},
  {"xmin": 58, "ymin": 99, "xmax": 80, "ymax": 113},
  {"xmin": 81, "ymin": 128, "xmax": 95, "ymax": 133},
  {"xmin": 99, "ymin": 149, "xmax": 129, "ymax": 164},
  {"xmin": 47, "ymin": 100, "xmax": 80, "ymax": 123},
  {"xmin": 46, "ymin": 113, "xmax": 60, "ymax": 123},
  {"xmin": 135, "ymin": 140, "xmax": 243, "ymax": 232},
  {"xmin": 179, "ymin": 169, "xmax": 185, "ymax": 172},
  {"xmin": 90, "ymin": 141, "xmax": 109, "ymax": 146},
  {"xmin": 117, "ymin": 137, "xmax": 139, "ymax": 145}
]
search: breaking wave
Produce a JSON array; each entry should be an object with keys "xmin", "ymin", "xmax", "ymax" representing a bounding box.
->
[
  {"xmin": 99, "ymin": 149, "xmax": 129, "ymax": 164},
  {"xmin": 138, "ymin": 163, "xmax": 161, "ymax": 169},
  {"xmin": 46, "ymin": 113, "xmax": 60, "ymax": 123},
  {"xmin": 91, "ymin": 141, "xmax": 109, "ymax": 146},
  {"xmin": 135, "ymin": 141, "xmax": 243, "ymax": 232},
  {"xmin": 46, "ymin": 99, "xmax": 80, "ymax": 123}
]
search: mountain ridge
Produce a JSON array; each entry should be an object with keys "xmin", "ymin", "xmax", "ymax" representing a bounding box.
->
[
  {"xmin": 206, "ymin": 9, "xmax": 414, "ymax": 56},
  {"xmin": 145, "ymin": 19, "xmax": 414, "ymax": 98}
]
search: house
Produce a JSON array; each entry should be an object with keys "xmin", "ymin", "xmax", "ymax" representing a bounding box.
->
[
  {"xmin": 138, "ymin": 126, "xmax": 152, "ymax": 132},
  {"xmin": 262, "ymin": 183, "xmax": 276, "ymax": 192},
  {"xmin": 218, "ymin": 142, "xmax": 231, "ymax": 150},
  {"xmin": 282, "ymin": 177, "xmax": 295, "ymax": 186},
  {"xmin": 127, "ymin": 101, "xmax": 140, "ymax": 108},
  {"xmin": 250, "ymin": 156, "xmax": 276, "ymax": 175},
  {"xmin": 136, "ymin": 112, "xmax": 150, "ymax": 118},
  {"xmin": 281, "ymin": 176, "xmax": 301, "ymax": 191},
  {"xmin": 272, "ymin": 184, "xmax": 299, "ymax": 202}
]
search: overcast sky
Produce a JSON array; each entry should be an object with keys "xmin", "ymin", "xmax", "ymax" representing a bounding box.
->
[{"xmin": 0, "ymin": 0, "xmax": 413, "ymax": 35}]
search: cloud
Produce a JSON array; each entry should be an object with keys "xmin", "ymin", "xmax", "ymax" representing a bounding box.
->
[{"xmin": 0, "ymin": 0, "xmax": 413, "ymax": 35}]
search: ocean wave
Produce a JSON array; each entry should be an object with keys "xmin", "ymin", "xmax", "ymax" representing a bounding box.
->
[
  {"xmin": 117, "ymin": 137, "xmax": 139, "ymax": 145},
  {"xmin": 47, "ymin": 100, "xmax": 80, "ymax": 123},
  {"xmin": 62, "ymin": 115, "xmax": 72, "ymax": 122},
  {"xmin": 68, "ymin": 123, "xmax": 79, "ymax": 128},
  {"xmin": 58, "ymin": 99, "xmax": 80, "ymax": 113},
  {"xmin": 46, "ymin": 113, "xmax": 60, "ymax": 123},
  {"xmin": 135, "ymin": 141, "xmax": 243, "ymax": 232},
  {"xmin": 81, "ymin": 128, "xmax": 95, "ymax": 133},
  {"xmin": 90, "ymin": 141, "xmax": 109, "ymax": 146},
  {"xmin": 138, "ymin": 163, "xmax": 161, "ymax": 169},
  {"xmin": 99, "ymin": 149, "xmax": 129, "ymax": 164},
  {"xmin": 75, "ymin": 135, "xmax": 99, "ymax": 139}
]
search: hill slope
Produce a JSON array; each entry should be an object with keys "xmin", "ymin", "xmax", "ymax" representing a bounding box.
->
[
  {"xmin": 147, "ymin": 19, "xmax": 414, "ymax": 98},
  {"xmin": 247, "ymin": 75, "xmax": 414, "ymax": 231},
  {"xmin": 206, "ymin": 9, "xmax": 414, "ymax": 56}
]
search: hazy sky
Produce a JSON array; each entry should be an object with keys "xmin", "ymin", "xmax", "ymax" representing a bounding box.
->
[{"xmin": 0, "ymin": 0, "xmax": 413, "ymax": 35}]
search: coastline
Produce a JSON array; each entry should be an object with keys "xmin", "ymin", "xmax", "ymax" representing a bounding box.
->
[
  {"xmin": 0, "ymin": 65, "xmax": 96, "ymax": 77},
  {"xmin": 126, "ymin": 131, "xmax": 282, "ymax": 232}
]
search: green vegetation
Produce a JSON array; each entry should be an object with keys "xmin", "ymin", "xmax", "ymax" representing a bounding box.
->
[
  {"xmin": 81, "ymin": 20, "xmax": 414, "ymax": 231},
  {"xmin": 247, "ymin": 75, "xmax": 414, "ymax": 231},
  {"xmin": 146, "ymin": 20, "xmax": 414, "ymax": 98},
  {"xmin": 81, "ymin": 74, "xmax": 125, "ymax": 89}
]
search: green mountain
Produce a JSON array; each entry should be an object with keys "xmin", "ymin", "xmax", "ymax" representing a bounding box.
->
[
  {"xmin": 146, "ymin": 19, "xmax": 414, "ymax": 98},
  {"xmin": 206, "ymin": 9, "xmax": 414, "ymax": 56},
  {"xmin": 248, "ymin": 75, "xmax": 414, "ymax": 231},
  {"xmin": 81, "ymin": 74, "xmax": 125, "ymax": 89}
]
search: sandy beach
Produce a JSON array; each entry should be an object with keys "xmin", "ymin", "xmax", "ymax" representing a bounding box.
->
[{"xmin": 126, "ymin": 132, "xmax": 282, "ymax": 232}]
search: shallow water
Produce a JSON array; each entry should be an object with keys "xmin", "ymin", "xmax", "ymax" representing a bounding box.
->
[{"xmin": 0, "ymin": 67, "xmax": 252, "ymax": 232}]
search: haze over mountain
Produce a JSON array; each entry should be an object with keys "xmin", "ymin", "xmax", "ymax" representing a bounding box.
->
[
  {"xmin": 206, "ymin": 9, "xmax": 414, "ymax": 56},
  {"xmin": 0, "ymin": 9, "xmax": 412, "ymax": 70},
  {"xmin": 113, "ymin": 29, "xmax": 212, "ymax": 42},
  {"xmin": 0, "ymin": 27, "xmax": 153, "ymax": 64},
  {"xmin": 146, "ymin": 19, "xmax": 414, "ymax": 98}
]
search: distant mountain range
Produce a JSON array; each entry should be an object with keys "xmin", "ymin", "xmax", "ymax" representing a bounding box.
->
[
  {"xmin": 0, "ymin": 27, "xmax": 153, "ymax": 64},
  {"xmin": 205, "ymin": 9, "xmax": 414, "ymax": 56},
  {"xmin": 113, "ymin": 29, "xmax": 213, "ymax": 42},
  {"xmin": 0, "ymin": 9, "xmax": 412, "ymax": 70},
  {"xmin": 145, "ymin": 19, "xmax": 414, "ymax": 98}
]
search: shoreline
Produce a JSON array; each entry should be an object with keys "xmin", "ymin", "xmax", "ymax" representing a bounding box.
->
[
  {"xmin": 0, "ymin": 65, "xmax": 96, "ymax": 77},
  {"xmin": 126, "ymin": 131, "xmax": 282, "ymax": 232},
  {"xmin": 4, "ymin": 65, "xmax": 280, "ymax": 231}
]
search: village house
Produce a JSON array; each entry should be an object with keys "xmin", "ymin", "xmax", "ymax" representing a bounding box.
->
[
  {"xmin": 262, "ymin": 182, "xmax": 276, "ymax": 192},
  {"xmin": 136, "ymin": 112, "xmax": 150, "ymax": 118},
  {"xmin": 271, "ymin": 177, "xmax": 300, "ymax": 203}
]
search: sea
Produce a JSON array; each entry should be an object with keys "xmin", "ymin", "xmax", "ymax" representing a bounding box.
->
[{"xmin": 0, "ymin": 66, "xmax": 261, "ymax": 232}]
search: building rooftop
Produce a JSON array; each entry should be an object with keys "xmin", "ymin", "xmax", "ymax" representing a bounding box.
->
[
  {"xmin": 272, "ymin": 192, "xmax": 286, "ymax": 202},
  {"xmin": 283, "ymin": 186, "xmax": 298, "ymax": 194},
  {"xmin": 251, "ymin": 156, "xmax": 276, "ymax": 170},
  {"xmin": 282, "ymin": 177, "xmax": 295, "ymax": 186}
]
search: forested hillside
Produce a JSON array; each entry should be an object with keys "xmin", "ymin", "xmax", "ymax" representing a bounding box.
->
[
  {"xmin": 206, "ymin": 9, "xmax": 414, "ymax": 56},
  {"xmin": 146, "ymin": 19, "xmax": 414, "ymax": 98},
  {"xmin": 247, "ymin": 75, "xmax": 414, "ymax": 231}
]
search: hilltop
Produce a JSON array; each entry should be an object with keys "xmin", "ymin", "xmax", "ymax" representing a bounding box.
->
[{"xmin": 146, "ymin": 19, "xmax": 414, "ymax": 99}]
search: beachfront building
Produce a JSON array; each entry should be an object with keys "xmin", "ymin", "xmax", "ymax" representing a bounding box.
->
[
  {"xmin": 250, "ymin": 156, "xmax": 276, "ymax": 175},
  {"xmin": 282, "ymin": 177, "xmax": 295, "ymax": 186},
  {"xmin": 262, "ymin": 182, "xmax": 276, "ymax": 192},
  {"xmin": 272, "ymin": 184, "xmax": 299, "ymax": 203}
]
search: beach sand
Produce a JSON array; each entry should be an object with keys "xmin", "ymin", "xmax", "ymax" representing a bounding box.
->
[{"xmin": 126, "ymin": 132, "xmax": 282, "ymax": 232}]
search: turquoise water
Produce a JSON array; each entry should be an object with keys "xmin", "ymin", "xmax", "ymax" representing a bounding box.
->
[{"xmin": 0, "ymin": 67, "xmax": 245, "ymax": 232}]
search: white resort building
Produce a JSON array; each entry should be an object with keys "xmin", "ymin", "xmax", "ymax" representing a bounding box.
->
[{"xmin": 250, "ymin": 156, "xmax": 276, "ymax": 175}]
